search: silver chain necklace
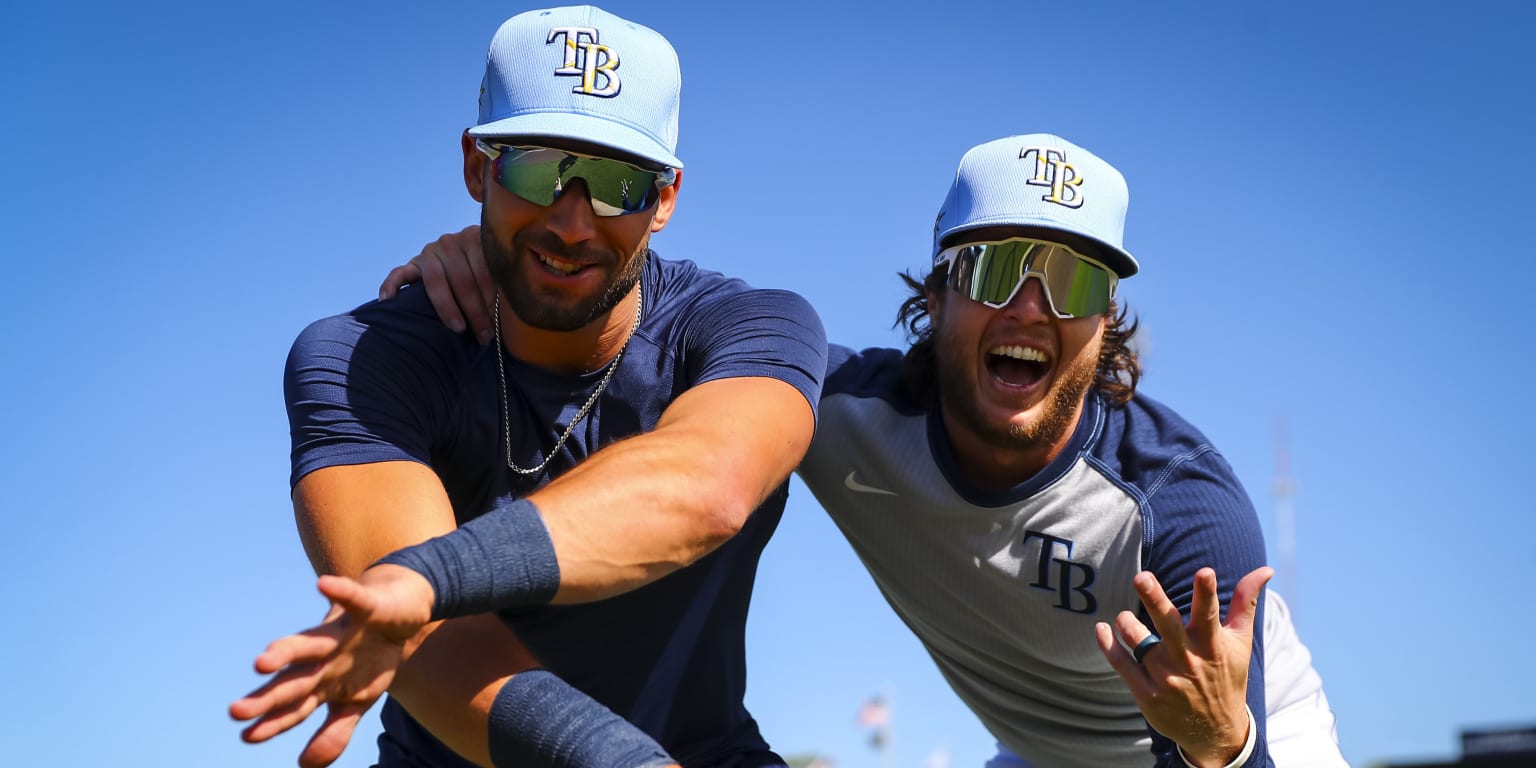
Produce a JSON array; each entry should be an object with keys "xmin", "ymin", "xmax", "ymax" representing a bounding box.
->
[{"xmin": 494, "ymin": 283, "xmax": 643, "ymax": 476}]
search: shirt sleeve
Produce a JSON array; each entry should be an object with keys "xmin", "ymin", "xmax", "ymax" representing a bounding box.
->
[
  {"xmin": 1142, "ymin": 446, "xmax": 1273, "ymax": 768},
  {"xmin": 680, "ymin": 287, "xmax": 828, "ymax": 418},
  {"xmin": 283, "ymin": 296, "xmax": 467, "ymax": 488}
]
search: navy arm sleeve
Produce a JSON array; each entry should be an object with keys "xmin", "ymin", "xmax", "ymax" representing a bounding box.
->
[{"xmin": 1141, "ymin": 447, "xmax": 1272, "ymax": 768}]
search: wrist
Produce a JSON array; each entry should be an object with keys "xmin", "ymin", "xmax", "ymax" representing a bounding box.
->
[
  {"xmin": 1176, "ymin": 705, "xmax": 1256, "ymax": 768},
  {"xmin": 489, "ymin": 670, "xmax": 673, "ymax": 768},
  {"xmin": 362, "ymin": 563, "xmax": 438, "ymax": 625},
  {"xmin": 375, "ymin": 498, "xmax": 560, "ymax": 620}
]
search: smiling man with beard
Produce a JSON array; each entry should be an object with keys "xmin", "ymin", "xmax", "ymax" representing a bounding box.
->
[{"xmin": 231, "ymin": 6, "xmax": 825, "ymax": 768}]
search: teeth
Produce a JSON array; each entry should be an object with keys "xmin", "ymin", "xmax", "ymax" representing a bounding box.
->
[
  {"xmin": 990, "ymin": 345, "xmax": 1047, "ymax": 362},
  {"xmin": 538, "ymin": 253, "xmax": 582, "ymax": 275}
]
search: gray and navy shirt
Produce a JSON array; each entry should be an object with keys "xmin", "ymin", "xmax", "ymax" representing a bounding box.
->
[{"xmin": 799, "ymin": 345, "xmax": 1272, "ymax": 768}]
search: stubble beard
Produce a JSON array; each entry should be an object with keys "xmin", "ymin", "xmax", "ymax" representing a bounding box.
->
[
  {"xmin": 482, "ymin": 216, "xmax": 649, "ymax": 333},
  {"xmin": 934, "ymin": 327, "xmax": 1100, "ymax": 454}
]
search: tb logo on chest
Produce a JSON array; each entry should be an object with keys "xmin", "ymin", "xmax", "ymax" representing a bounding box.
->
[{"xmin": 1021, "ymin": 530, "xmax": 1097, "ymax": 614}]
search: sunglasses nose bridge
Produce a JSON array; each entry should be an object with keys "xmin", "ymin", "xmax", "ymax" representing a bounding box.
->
[
  {"xmin": 544, "ymin": 177, "xmax": 601, "ymax": 239},
  {"xmin": 1000, "ymin": 271, "xmax": 1058, "ymax": 318}
]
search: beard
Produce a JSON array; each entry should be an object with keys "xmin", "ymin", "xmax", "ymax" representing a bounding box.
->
[
  {"xmin": 482, "ymin": 215, "xmax": 649, "ymax": 332},
  {"xmin": 934, "ymin": 329, "xmax": 1099, "ymax": 454}
]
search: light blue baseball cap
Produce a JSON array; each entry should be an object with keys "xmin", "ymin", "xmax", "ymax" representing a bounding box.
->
[
  {"xmin": 933, "ymin": 134, "xmax": 1137, "ymax": 277},
  {"xmin": 469, "ymin": 5, "xmax": 683, "ymax": 169}
]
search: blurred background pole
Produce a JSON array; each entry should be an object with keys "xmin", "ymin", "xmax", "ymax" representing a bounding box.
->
[{"xmin": 1274, "ymin": 416, "xmax": 1297, "ymax": 616}]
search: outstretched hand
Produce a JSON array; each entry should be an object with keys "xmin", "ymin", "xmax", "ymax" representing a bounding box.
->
[
  {"xmin": 379, "ymin": 225, "xmax": 496, "ymax": 345},
  {"xmin": 1095, "ymin": 566, "xmax": 1273, "ymax": 768},
  {"xmin": 230, "ymin": 565, "xmax": 435, "ymax": 768}
]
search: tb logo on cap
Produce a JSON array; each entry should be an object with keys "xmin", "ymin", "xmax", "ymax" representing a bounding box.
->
[
  {"xmin": 1020, "ymin": 146, "xmax": 1084, "ymax": 209},
  {"xmin": 548, "ymin": 26, "xmax": 621, "ymax": 97}
]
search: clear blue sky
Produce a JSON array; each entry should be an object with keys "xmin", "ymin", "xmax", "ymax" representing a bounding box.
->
[{"xmin": 3, "ymin": 1, "xmax": 1533, "ymax": 766}]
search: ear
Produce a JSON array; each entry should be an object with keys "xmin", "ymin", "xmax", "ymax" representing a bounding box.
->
[
  {"xmin": 648, "ymin": 168, "xmax": 682, "ymax": 233},
  {"xmin": 462, "ymin": 131, "xmax": 486, "ymax": 202},
  {"xmin": 926, "ymin": 284, "xmax": 943, "ymax": 323}
]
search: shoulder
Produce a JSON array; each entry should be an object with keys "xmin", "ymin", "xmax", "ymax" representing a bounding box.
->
[
  {"xmin": 1089, "ymin": 391, "xmax": 1230, "ymax": 496},
  {"xmin": 810, "ymin": 345, "xmax": 926, "ymax": 467},
  {"xmin": 648, "ymin": 254, "xmax": 822, "ymax": 332},
  {"xmin": 1088, "ymin": 391, "xmax": 1261, "ymax": 541},
  {"xmin": 292, "ymin": 286, "xmax": 459, "ymax": 354},
  {"xmin": 287, "ymin": 286, "xmax": 482, "ymax": 389},
  {"xmin": 283, "ymin": 288, "xmax": 489, "ymax": 488},
  {"xmin": 822, "ymin": 344, "xmax": 919, "ymax": 409},
  {"xmin": 640, "ymin": 253, "xmax": 828, "ymax": 410},
  {"xmin": 1089, "ymin": 391, "xmax": 1266, "ymax": 572}
]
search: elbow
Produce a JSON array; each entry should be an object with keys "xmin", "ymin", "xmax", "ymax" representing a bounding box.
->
[
  {"xmin": 673, "ymin": 438, "xmax": 798, "ymax": 566},
  {"xmin": 690, "ymin": 495, "xmax": 754, "ymax": 560}
]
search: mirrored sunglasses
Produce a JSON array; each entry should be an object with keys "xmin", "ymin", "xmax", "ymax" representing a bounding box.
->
[
  {"xmin": 936, "ymin": 237, "xmax": 1117, "ymax": 318},
  {"xmin": 475, "ymin": 140, "xmax": 676, "ymax": 217}
]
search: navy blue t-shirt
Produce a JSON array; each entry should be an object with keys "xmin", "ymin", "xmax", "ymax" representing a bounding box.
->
[{"xmin": 285, "ymin": 253, "xmax": 827, "ymax": 768}]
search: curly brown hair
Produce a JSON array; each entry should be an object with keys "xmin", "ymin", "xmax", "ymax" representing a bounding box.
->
[{"xmin": 895, "ymin": 264, "xmax": 1142, "ymax": 406}]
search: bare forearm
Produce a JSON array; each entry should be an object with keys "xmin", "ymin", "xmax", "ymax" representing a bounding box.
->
[
  {"xmin": 390, "ymin": 614, "xmax": 532, "ymax": 767},
  {"xmin": 373, "ymin": 379, "xmax": 811, "ymax": 617},
  {"xmin": 531, "ymin": 376, "xmax": 812, "ymax": 604},
  {"xmin": 532, "ymin": 432, "xmax": 768, "ymax": 601},
  {"xmin": 294, "ymin": 461, "xmax": 461, "ymax": 578}
]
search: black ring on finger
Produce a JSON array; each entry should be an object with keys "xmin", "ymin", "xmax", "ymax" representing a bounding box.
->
[{"xmin": 1132, "ymin": 633, "xmax": 1162, "ymax": 664}]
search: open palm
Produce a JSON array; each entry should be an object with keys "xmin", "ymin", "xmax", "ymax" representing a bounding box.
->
[{"xmin": 230, "ymin": 564, "xmax": 435, "ymax": 768}]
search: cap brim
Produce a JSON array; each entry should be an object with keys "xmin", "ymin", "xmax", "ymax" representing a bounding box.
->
[
  {"xmin": 939, "ymin": 217, "xmax": 1138, "ymax": 278},
  {"xmin": 469, "ymin": 112, "xmax": 682, "ymax": 169}
]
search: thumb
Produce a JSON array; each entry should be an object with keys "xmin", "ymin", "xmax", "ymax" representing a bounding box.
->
[{"xmin": 316, "ymin": 574, "xmax": 378, "ymax": 619}]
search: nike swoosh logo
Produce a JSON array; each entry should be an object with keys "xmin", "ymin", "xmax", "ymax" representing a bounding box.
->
[{"xmin": 844, "ymin": 471, "xmax": 898, "ymax": 496}]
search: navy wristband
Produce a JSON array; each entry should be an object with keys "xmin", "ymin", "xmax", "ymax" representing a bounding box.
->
[
  {"xmin": 488, "ymin": 669, "xmax": 674, "ymax": 768},
  {"xmin": 377, "ymin": 498, "xmax": 561, "ymax": 620}
]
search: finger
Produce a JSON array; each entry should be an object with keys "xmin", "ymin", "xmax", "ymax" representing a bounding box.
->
[
  {"xmin": 1184, "ymin": 567, "xmax": 1222, "ymax": 650},
  {"xmin": 378, "ymin": 263, "xmax": 423, "ymax": 301},
  {"xmin": 1095, "ymin": 621, "xmax": 1153, "ymax": 696},
  {"xmin": 461, "ymin": 224, "xmax": 491, "ymax": 309},
  {"xmin": 1111, "ymin": 609, "xmax": 1160, "ymax": 652},
  {"xmin": 438, "ymin": 240, "xmax": 494, "ymax": 345},
  {"xmin": 299, "ymin": 706, "xmax": 367, "ymax": 768},
  {"xmin": 459, "ymin": 230, "xmax": 497, "ymax": 345},
  {"xmin": 231, "ymin": 660, "xmax": 327, "ymax": 721},
  {"xmin": 239, "ymin": 689, "xmax": 324, "ymax": 743},
  {"xmin": 418, "ymin": 250, "xmax": 467, "ymax": 334},
  {"xmin": 1111, "ymin": 609, "xmax": 1170, "ymax": 671},
  {"xmin": 252, "ymin": 629, "xmax": 343, "ymax": 675},
  {"xmin": 1225, "ymin": 566, "xmax": 1275, "ymax": 638},
  {"xmin": 1131, "ymin": 571, "xmax": 1188, "ymax": 652}
]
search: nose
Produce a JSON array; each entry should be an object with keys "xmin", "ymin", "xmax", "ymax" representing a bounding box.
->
[
  {"xmin": 1002, "ymin": 273, "xmax": 1055, "ymax": 321},
  {"xmin": 544, "ymin": 177, "xmax": 599, "ymax": 245}
]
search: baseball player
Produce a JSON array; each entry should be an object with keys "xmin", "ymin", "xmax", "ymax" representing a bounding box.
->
[{"xmin": 231, "ymin": 6, "xmax": 825, "ymax": 768}]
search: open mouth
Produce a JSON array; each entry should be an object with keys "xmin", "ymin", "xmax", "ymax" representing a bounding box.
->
[{"xmin": 986, "ymin": 344, "xmax": 1050, "ymax": 388}]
